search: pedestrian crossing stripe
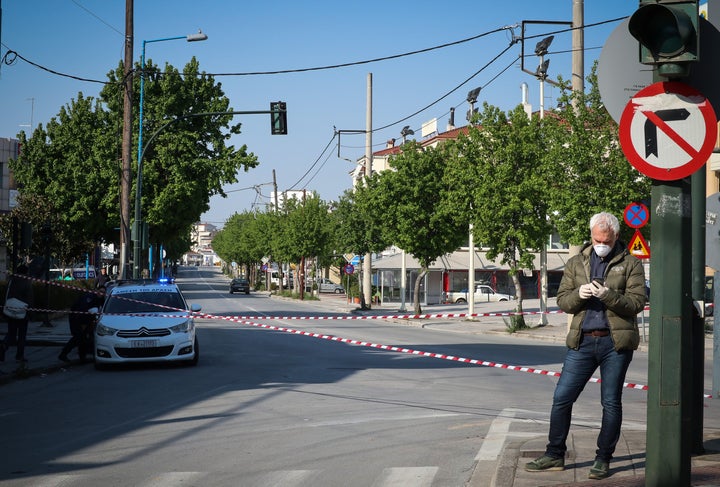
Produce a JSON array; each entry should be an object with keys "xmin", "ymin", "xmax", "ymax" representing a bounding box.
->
[{"xmin": 628, "ymin": 229, "xmax": 650, "ymax": 259}]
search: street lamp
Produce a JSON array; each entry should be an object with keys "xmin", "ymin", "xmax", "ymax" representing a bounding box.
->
[
  {"xmin": 534, "ymin": 35, "xmax": 552, "ymax": 326},
  {"xmin": 466, "ymin": 87, "xmax": 481, "ymax": 124},
  {"xmin": 134, "ymin": 30, "xmax": 208, "ymax": 278}
]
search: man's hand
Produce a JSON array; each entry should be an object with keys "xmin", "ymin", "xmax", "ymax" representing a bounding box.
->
[
  {"xmin": 579, "ymin": 283, "xmax": 594, "ymax": 299},
  {"xmin": 591, "ymin": 280, "xmax": 609, "ymax": 299}
]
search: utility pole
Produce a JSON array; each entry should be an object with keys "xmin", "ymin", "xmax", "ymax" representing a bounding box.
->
[
  {"xmin": 627, "ymin": 2, "xmax": 701, "ymax": 484},
  {"xmin": 363, "ymin": 73, "xmax": 373, "ymax": 308},
  {"xmin": 272, "ymin": 169, "xmax": 279, "ymax": 211},
  {"xmin": 571, "ymin": 0, "xmax": 585, "ymax": 109},
  {"xmin": 119, "ymin": 0, "xmax": 133, "ymax": 280}
]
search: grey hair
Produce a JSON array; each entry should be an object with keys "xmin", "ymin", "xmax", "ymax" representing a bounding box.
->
[{"xmin": 590, "ymin": 212, "xmax": 620, "ymax": 236}]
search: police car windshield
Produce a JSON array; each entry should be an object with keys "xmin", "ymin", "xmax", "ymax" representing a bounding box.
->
[{"xmin": 104, "ymin": 291, "xmax": 185, "ymax": 314}]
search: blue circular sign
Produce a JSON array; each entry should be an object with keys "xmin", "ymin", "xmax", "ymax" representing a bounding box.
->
[
  {"xmin": 624, "ymin": 202, "xmax": 649, "ymax": 229},
  {"xmin": 344, "ymin": 264, "xmax": 355, "ymax": 275}
]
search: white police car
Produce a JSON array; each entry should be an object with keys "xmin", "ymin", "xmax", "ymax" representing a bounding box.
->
[{"xmin": 94, "ymin": 279, "xmax": 201, "ymax": 369}]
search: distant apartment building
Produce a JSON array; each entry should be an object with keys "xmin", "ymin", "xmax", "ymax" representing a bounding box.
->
[
  {"xmin": 0, "ymin": 138, "xmax": 20, "ymax": 275},
  {"xmin": 185, "ymin": 222, "xmax": 219, "ymax": 266}
]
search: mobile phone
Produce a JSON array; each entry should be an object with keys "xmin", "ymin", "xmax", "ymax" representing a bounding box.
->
[{"xmin": 592, "ymin": 278, "xmax": 604, "ymax": 285}]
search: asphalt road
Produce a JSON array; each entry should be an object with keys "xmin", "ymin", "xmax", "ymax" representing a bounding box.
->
[{"xmin": 0, "ymin": 266, "xmax": 717, "ymax": 487}]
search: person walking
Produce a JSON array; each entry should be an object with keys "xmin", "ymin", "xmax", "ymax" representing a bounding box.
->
[
  {"xmin": 59, "ymin": 286, "xmax": 105, "ymax": 363},
  {"xmin": 1, "ymin": 264, "xmax": 33, "ymax": 363},
  {"xmin": 524, "ymin": 212, "xmax": 646, "ymax": 480}
]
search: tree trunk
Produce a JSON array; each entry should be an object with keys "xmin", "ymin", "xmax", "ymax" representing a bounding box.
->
[
  {"xmin": 413, "ymin": 267, "xmax": 427, "ymax": 315},
  {"xmin": 510, "ymin": 270, "xmax": 526, "ymax": 328}
]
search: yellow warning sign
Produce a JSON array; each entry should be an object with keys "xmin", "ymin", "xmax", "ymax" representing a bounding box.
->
[{"xmin": 628, "ymin": 230, "xmax": 650, "ymax": 259}]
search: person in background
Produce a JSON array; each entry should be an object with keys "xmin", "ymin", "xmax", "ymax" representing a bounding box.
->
[
  {"xmin": 96, "ymin": 267, "xmax": 110, "ymax": 289},
  {"xmin": 524, "ymin": 212, "xmax": 646, "ymax": 480},
  {"xmin": 59, "ymin": 285, "xmax": 105, "ymax": 363},
  {"xmin": 1, "ymin": 264, "xmax": 33, "ymax": 363}
]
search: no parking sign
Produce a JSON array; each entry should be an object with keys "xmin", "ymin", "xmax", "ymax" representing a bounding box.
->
[{"xmin": 624, "ymin": 202, "xmax": 649, "ymax": 229}]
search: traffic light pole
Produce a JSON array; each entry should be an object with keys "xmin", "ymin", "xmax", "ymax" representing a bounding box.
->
[
  {"xmin": 132, "ymin": 107, "xmax": 286, "ymax": 278},
  {"xmin": 627, "ymin": 2, "xmax": 701, "ymax": 485},
  {"xmin": 646, "ymin": 179, "xmax": 694, "ymax": 486}
]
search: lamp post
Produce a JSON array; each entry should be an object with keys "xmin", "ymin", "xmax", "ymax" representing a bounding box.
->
[
  {"xmin": 534, "ymin": 36, "xmax": 552, "ymax": 326},
  {"xmin": 465, "ymin": 87, "xmax": 481, "ymax": 317},
  {"xmin": 134, "ymin": 30, "xmax": 207, "ymax": 278}
]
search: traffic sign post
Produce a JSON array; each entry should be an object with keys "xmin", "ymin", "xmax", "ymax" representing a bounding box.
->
[{"xmin": 625, "ymin": 3, "xmax": 706, "ymax": 482}]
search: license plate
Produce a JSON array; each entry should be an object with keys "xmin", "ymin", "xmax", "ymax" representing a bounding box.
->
[{"xmin": 131, "ymin": 339, "xmax": 158, "ymax": 348}]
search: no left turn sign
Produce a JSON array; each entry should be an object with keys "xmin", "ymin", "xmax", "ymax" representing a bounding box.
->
[{"xmin": 619, "ymin": 81, "xmax": 717, "ymax": 181}]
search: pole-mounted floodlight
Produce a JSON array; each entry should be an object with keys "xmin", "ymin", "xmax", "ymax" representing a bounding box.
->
[
  {"xmin": 535, "ymin": 59, "xmax": 550, "ymax": 79},
  {"xmin": 466, "ymin": 87, "xmax": 482, "ymax": 104},
  {"xmin": 466, "ymin": 86, "xmax": 482, "ymax": 123},
  {"xmin": 534, "ymin": 35, "xmax": 554, "ymax": 56},
  {"xmin": 400, "ymin": 125, "xmax": 415, "ymax": 144}
]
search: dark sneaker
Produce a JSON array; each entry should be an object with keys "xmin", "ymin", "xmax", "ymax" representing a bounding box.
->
[
  {"xmin": 588, "ymin": 460, "xmax": 609, "ymax": 480},
  {"xmin": 525, "ymin": 455, "xmax": 565, "ymax": 472},
  {"xmin": 58, "ymin": 354, "xmax": 71, "ymax": 363}
]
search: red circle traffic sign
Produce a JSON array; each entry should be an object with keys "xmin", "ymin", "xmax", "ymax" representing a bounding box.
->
[
  {"xmin": 623, "ymin": 202, "xmax": 649, "ymax": 229},
  {"xmin": 619, "ymin": 81, "xmax": 717, "ymax": 181},
  {"xmin": 343, "ymin": 264, "xmax": 354, "ymax": 275}
]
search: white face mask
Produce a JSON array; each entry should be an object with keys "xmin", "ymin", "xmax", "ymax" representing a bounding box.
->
[{"xmin": 594, "ymin": 244, "xmax": 611, "ymax": 258}]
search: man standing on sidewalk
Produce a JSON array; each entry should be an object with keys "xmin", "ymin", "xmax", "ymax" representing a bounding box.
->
[{"xmin": 524, "ymin": 212, "xmax": 646, "ymax": 480}]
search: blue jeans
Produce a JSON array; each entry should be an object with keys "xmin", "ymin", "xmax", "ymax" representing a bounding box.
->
[{"xmin": 545, "ymin": 334, "xmax": 633, "ymax": 462}]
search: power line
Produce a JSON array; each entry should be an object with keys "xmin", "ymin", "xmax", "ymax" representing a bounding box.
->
[
  {"xmin": 70, "ymin": 0, "xmax": 124, "ymax": 36},
  {"xmin": 287, "ymin": 134, "xmax": 337, "ymax": 191},
  {"xmin": 204, "ymin": 26, "xmax": 513, "ymax": 77}
]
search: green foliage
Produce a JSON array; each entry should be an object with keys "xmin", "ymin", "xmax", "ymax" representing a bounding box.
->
[
  {"xmin": 333, "ymin": 180, "xmax": 392, "ymax": 257},
  {"xmin": 543, "ymin": 65, "xmax": 651, "ymax": 245},
  {"xmin": 213, "ymin": 195, "xmax": 336, "ymax": 287},
  {"xmin": 445, "ymin": 104, "xmax": 552, "ymax": 305},
  {"xmin": 357, "ymin": 142, "xmax": 468, "ymax": 313},
  {"xmin": 11, "ymin": 57, "xmax": 258, "ymax": 264}
]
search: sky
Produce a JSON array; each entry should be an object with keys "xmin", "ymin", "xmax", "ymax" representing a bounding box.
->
[{"xmin": 0, "ymin": 1, "xmax": 638, "ymax": 228}]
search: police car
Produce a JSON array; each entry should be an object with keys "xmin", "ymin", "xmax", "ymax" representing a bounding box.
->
[{"xmin": 94, "ymin": 279, "xmax": 201, "ymax": 369}]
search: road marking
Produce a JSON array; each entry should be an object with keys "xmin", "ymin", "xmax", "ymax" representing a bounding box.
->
[
  {"xmin": 139, "ymin": 471, "xmax": 207, "ymax": 486},
  {"xmin": 372, "ymin": 467, "xmax": 438, "ymax": 487},
  {"xmin": 255, "ymin": 470, "xmax": 320, "ymax": 486}
]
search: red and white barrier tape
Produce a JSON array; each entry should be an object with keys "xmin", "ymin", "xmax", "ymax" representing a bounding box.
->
[
  {"xmin": 3, "ymin": 274, "xmax": 707, "ymax": 397},
  {"xmin": 186, "ymin": 309, "xmax": 669, "ymax": 396}
]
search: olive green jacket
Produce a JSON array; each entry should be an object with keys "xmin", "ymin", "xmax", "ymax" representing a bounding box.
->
[{"xmin": 556, "ymin": 242, "xmax": 646, "ymax": 351}]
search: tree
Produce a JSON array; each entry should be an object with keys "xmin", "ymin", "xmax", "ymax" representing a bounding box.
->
[
  {"xmin": 377, "ymin": 142, "xmax": 467, "ymax": 314},
  {"xmin": 11, "ymin": 57, "xmax": 259, "ymax": 267},
  {"xmin": 445, "ymin": 105, "xmax": 553, "ymax": 327},
  {"xmin": 273, "ymin": 193, "xmax": 333, "ymax": 297},
  {"xmin": 544, "ymin": 66, "xmax": 650, "ymax": 245},
  {"xmin": 13, "ymin": 94, "xmax": 117, "ymax": 248},
  {"xmin": 333, "ymin": 180, "xmax": 392, "ymax": 258}
]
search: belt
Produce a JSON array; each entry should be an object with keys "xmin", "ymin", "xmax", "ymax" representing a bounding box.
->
[{"xmin": 583, "ymin": 329, "xmax": 610, "ymax": 337}]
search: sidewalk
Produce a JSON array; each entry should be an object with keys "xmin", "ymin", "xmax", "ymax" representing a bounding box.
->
[
  {"xmin": 0, "ymin": 315, "xmax": 73, "ymax": 383},
  {"xmin": 3, "ymin": 295, "xmax": 720, "ymax": 486}
]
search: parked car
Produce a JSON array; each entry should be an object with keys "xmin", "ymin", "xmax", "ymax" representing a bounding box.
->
[
  {"xmin": 230, "ymin": 278, "xmax": 251, "ymax": 295},
  {"xmin": 94, "ymin": 279, "xmax": 200, "ymax": 369},
  {"xmin": 444, "ymin": 284, "xmax": 513, "ymax": 304},
  {"xmin": 316, "ymin": 278, "xmax": 345, "ymax": 294}
]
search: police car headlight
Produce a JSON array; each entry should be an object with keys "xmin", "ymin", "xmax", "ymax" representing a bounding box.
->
[
  {"xmin": 170, "ymin": 320, "xmax": 193, "ymax": 333},
  {"xmin": 96, "ymin": 323, "xmax": 118, "ymax": 336}
]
